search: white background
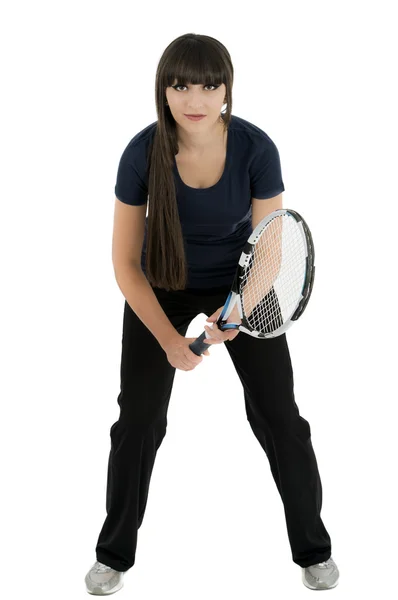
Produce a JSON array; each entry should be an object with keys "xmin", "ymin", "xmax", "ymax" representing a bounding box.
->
[{"xmin": 2, "ymin": 1, "xmax": 397, "ymax": 598}]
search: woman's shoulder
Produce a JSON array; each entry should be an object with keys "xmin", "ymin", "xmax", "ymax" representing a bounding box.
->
[{"xmin": 121, "ymin": 121, "xmax": 157, "ymax": 154}]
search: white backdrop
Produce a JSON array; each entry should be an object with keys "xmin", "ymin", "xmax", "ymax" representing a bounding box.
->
[{"xmin": 2, "ymin": 1, "xmax": 397, "ymax": 598}]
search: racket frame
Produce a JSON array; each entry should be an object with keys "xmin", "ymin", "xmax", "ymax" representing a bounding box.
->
[{"xmin": 188, "ymin": 208, "xmax": 315, "ymax": 355}]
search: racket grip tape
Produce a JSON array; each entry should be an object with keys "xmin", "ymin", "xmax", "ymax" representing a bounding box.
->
[{"xmin": 189, "ymin": 331, "xmax": 209, "ymax": 356}]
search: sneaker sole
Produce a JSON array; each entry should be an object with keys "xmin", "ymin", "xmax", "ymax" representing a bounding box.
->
[
  {"xmin": 302, "ymin": 569, "xmax": 339, "ymax": 590},
  {"xmin": 86, "ymin": 579, "xmax": 124, "ymax": 595}
]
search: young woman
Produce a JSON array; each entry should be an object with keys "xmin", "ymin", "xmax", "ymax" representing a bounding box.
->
[{"xmin": 85, "ymin": 33, "xmax": 339, "ymax": 595}]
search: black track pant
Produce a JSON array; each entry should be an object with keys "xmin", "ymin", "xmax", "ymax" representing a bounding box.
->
[{"xmin": 95, "ymin": 284, "xmax": 331, "ymax": 571}]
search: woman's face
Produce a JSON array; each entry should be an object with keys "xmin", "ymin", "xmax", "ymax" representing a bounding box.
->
[{"xmin": 165, "ymin": 79, "xmax": 226, "ymax": 129}]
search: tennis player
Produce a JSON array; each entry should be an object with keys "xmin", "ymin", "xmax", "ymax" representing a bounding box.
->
[{"xmin": 85, "ymin": 33, "xmax": 339, "ymax": 594}]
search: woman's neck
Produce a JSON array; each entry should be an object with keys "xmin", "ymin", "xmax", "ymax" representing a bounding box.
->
[{"xmin": 176, "ymin": 119, "xmax": 226, "ymax": 157}]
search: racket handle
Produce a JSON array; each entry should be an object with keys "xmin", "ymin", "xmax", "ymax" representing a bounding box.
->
[{"xmin": 189, "ymin": 331, "xmax": 209, "ymax": 356}]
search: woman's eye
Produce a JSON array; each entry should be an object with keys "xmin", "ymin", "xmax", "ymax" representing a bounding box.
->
[{"xmin": 174, "ymin": 84, "xmax": 218, "ymax": 91}]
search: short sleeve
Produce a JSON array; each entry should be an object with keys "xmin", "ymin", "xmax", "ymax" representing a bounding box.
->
[
  {"xmin": 114, "ymin": 144, "xmax": 148, "ymax": 206},
  {"xmin": 249, "ymin": 140, "xmax": 285, "ymax": 199}
]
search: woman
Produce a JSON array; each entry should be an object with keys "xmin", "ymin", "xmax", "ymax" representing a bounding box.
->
[{"xmin": 85, "ymin": 33, "xmax": 339, "ymax": 594}]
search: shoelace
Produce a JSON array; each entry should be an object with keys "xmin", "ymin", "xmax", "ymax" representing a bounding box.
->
[
  {"xmin": 95, "ymin": 562, "xmax": 112, "ymax": 573},
  {"xmin": 317, "ymin": 560, "xmax": 332, "ymax": 568}
]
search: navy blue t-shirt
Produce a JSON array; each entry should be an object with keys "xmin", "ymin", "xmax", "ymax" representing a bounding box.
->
[{"xmin": 114, "ymin": 114, "xmax": 285, "ymax": 289}]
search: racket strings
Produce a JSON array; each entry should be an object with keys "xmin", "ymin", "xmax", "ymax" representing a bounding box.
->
[
  {"xmin": 250, "ymin": 288, "xmax": 283, "ymax": 333},
  {"xmin": 240, "ymin": 215, "xmax": 307, "ymax": 334}
]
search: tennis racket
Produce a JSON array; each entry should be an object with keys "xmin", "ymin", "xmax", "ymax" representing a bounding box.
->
[{"xmin": 188, "ymin": 208, "xmax": 315, "ymax": 356}]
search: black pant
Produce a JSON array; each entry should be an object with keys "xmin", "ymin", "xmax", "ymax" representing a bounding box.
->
[{"xmin": 95, "ymin": 284, "xmax": 332, "ymax": 571}]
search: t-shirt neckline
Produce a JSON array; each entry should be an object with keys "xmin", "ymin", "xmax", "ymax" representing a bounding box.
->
[{"xmin": 173, "ymin": 122, "xmax": 232, "ymax": 193}]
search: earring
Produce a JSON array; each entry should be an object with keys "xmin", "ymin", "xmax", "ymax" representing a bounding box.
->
[{"xmin": 221, "ymin": 99, "xmax": 228, "ymax": 115}]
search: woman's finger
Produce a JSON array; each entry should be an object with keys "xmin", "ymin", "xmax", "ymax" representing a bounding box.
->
[
  {"xmin": 205, "ymin": 325, "xmax": 222, "ymax": 340},
  {"xmin": 204, "ymin": 337, "xmax": 221, "ymax": 345},
  {"xmin": 205, "ymin": 325, "xmax": 237, "ymax": 344}
]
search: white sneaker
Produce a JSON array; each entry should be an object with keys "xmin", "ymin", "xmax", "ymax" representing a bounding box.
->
[
  {"xmin": 302, "ymin": 556, "xmax": 339, "ymax": 589},
  {"xmin": 85, "ymin": 561, "xmax": 124, "ymax": 595}
]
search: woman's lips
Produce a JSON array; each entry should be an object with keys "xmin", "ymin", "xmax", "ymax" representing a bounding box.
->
[{"xmin": 185, "ymin": 115, "xmax": 206, "ymax": 121}]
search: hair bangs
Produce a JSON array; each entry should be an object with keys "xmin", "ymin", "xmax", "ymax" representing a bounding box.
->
[{"xmin": 164, "ymin": 42, "xmax": 226, "ymax": 88}]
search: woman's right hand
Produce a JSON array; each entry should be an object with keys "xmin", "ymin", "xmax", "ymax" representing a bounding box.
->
[{"xmin": 163, "ymin": 333, "xmax": 211, "ymax": 371}]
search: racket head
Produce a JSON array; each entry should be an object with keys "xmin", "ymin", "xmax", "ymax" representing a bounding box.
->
[{"xmin": 228, "ymin": 208, "xmax": 315, "ymax": 338}]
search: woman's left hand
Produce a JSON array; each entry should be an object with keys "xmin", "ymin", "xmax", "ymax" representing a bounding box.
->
[{"xmin": 203, "ymin": 304, "xmax": 242, "ymax": 345}]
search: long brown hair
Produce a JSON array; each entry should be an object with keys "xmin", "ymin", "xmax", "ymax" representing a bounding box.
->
[{"xmin": 145, "ymin": 33, "xmax": 234, "ymax": 291}]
